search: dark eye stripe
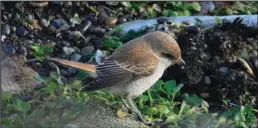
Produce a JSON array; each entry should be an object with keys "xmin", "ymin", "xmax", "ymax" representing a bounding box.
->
[{"xmin": 162, "ymin": 53, "xmax": 174, "ymax": 59}]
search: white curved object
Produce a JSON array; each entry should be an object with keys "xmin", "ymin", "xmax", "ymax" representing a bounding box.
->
[{"xmin": 118, "ymin": 15, "xmax": 257, "ymax": 35}]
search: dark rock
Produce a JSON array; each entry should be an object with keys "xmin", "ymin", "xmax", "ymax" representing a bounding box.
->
[
  {"xmin": 69, "ymin": 31, "xmax": 84, "ymax": 41},
  {"xmin": 61, "ymin": 77, "xmax": 68, "ymax": 84},
  {"xmin": 50, "ymin": 18, "xmax": 70, "ymax": 31},
  {"xmin": 34, "ymin": 62, "xmax": 43, "ymax": 69},
  {"xmin": 71, "ymin": 53, "xmax": 82, "ymax": 62},
  {"xmin": 1, "ymin": 24, "xmax": 10, "ymax": 35},
  {"xmin": 249, "ymin": 56, "xmax": 258, "ymax": 79},
  {"xmin": 90, "ymin": 37, "xmax": 103, "ymax": 50},
  {"xmin": 88, "ymin": 27, "xmax": 106, "ymax": 37},
  {"xmin": 19, "ymin": 96, "xmax": 32, "ymax": 102},
  {"xmin": 33, "ymin": 84, "xmax": 45, "ymax": 90},
  {"xmin": 68, "ymin": 68, "xmax": 77, "ymax": 75},
  {"xmin": 17, "ymin": 46, "xmax": 27, "ymax": 56},
  {"xmin": 80, "ymin": 20, "xmax": 92, "ymax": 33},
  {"xmin": 3, "ymin": 43, "xmax": 16, "ymax": 56},
  {"xmin": 186, "ymin": 25, "xmax": 200, "ymax": 35},
  {"xmin": 61, "ymin": 41, "xmax": 70, "ymax": 46},
  {"xmin": 60, "ymin": 69, "xmax": 69, "ymax": 76},
  {"xmin": 51, "ymin": 1, "xmax": 63, "ymax": 6},
  {"xmin": 157, "ymin": 17, "xmax": 173, "ymax": 24},
  {"xmin": 81, "ymin": 46, "xmax": 94, "ymax": 55},
  {"xmin": 16, "ymin": 27, "xmax": 28, "ymax": 36}
]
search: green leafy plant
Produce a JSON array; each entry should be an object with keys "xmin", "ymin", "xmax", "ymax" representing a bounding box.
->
[
  {"xmin": 31, "ymin": 43, "xmax": 53, "ymax": 61},
  {"xmin": 103, "ymin": 36, "xmax": 123, "ymax": 49},
  {"xmin": 222, "ymin": 104, "xmax": 257, "ymax": 128}
]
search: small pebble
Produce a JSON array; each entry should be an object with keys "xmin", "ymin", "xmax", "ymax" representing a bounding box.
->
[
  {"xmin": 68, "ymin": 68, "xmax": 77, "ymax": 75},
  {"xmin": 61, "ymin": 41, "xmax": 70, "ymax": 47},
  {"xmin": 117, "ymin": 17, "xmax": 127, "ymax": 24},
  {"xmin": 64, "ymin": 1, "xmax": 72, "ymax": 8},
  {"xmin": 1, "ymin": 24, "xmax": 11, "ymax": 35},
  {"xmin": 11, "ymin": 26, "xmax": 16, "ymax": 32},
  {"xmin": 219, "ymin": 67, "xmax": 229, "ymax": 74},
  {"xmin": 17, "ymin": 46, "xmax": 27, "ymax": 56},
  {"xmin": 50, "ymin": 18, "xmax": 70, "ymax": 31},
  {"xmin": 88, "ymin": 27, "xmax": 106, "ymax": 37},
  {"xmin": 106, "ymin": 1, "xmax": 119, "ymax": 6},
  {"xmin": 25, "ymin": 14, "xmax": 33, "ymax": 22},
  {"xmin": 105, "ymin": 17, "xmax": 117, "ymax": 26},
  {"xmin": 63, "ymin": 47, "xmax": 76, "ymax": 55},
  {"xmin": 51, "ymin": 1, "xmax": 63, "ymax": 6},
  {"xmin": 69, "ymin": 31, "xmax": 84, "ymax": 41},
  {"xmin": 3, "ymin": 43, "xmax": 16, "ymax": 56},
  {"xmin": 200, "ymin": 93, "xmax": 210, "ymax": 99},
  {"xmin": 29, "ymin": 2, "xmax": 49, "ymax": 7},
  {"xmin": 204, "ymin": 76, "xmax": 211, "ymax": 84},
  {"xmin": 81, "ymin": 46, "xmax": 94, "ymax": 55},
  {"xmin": 16, "ymin": 27, "xmax": 28, "ymax": 36},
  {"xmin": 61, "ymin": 77, "xmax": 68, "ymax": 84},
  {"xmin": 1, "ymin": 35, "xmax": 6, "ymax": 42},
  {"xmin": 63, "ymin": 124, "xmax": 79, "ymax": 128},
  {"xmin": 19, "ymin": 96, "xmax": 32, "ymax": 102},
  {"xmin": 14, "ymin": 13, "xmax": 21, "ymax": 21},
  {"xmin": 40, "ymin": 18, "xmax": 49, "ymax": 27},
  {"xmin": 157, "ymin": 17, "xmax": 173, "ymax": 24},
  {"xmin": 60, "ymin": 69, "xmax": 69, "ymax": 76},
  {"xmin": 70, "ymin": 53, "xmax": 82, "ymax": 62},
  {"xmin": 186, "ymin": 25, "xmax": 200, "ymax": 34}
]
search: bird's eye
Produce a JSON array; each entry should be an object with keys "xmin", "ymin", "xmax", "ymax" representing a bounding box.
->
[{"xmin": 162, "ymin": 53, "xmax": 174, "ymax": 59}]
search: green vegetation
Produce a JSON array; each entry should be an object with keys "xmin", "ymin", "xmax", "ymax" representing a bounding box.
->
[{"xmin": 2, "ymin": 72, "xmax": 257, "ymax": 127}]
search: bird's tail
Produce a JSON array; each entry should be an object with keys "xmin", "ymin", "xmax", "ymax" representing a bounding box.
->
[{"xmin": 46, "ymin": 57, "xmax": 97, "ymax": 73}]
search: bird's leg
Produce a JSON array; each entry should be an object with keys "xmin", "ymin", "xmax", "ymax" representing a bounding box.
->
[
  {"xmin": 127, "ymin": 97, "xmax": 151, "ymax": 125},
  {"xmin": 120, "ymin": 97, "xmax": 131, "ymax": 109},
  {"xmin": 164, "ymin": 22, "xmax": 168, "ymax": 32}
]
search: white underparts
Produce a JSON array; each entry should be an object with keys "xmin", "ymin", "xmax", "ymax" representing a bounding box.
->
[{"xmin": 104, "ymin": 57, "xmax": 173, "ymax": 98}]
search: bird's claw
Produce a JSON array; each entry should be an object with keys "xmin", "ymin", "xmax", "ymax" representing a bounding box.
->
[{"xmin": 138, "ymin": 116, "xmax": 152, "ymax": 126}]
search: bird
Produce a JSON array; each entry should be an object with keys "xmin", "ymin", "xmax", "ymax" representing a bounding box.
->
[{"xmin": 46, "ymin": 31, "xmax": 185, "ymax": 125}]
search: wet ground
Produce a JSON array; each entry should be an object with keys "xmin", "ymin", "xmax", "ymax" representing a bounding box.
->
[{"xmin": 162, "ymin": 18, "xmax": 258, "ymax": 114}]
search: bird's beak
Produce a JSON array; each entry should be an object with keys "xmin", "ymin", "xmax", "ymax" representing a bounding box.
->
[{"xmin": 175, "ymin": 58, "xmax": 186, "ymax": 66}]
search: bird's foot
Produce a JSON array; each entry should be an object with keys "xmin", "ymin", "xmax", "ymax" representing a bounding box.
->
[{"xmin": 137, "ymin": 114, "xmax": 152, "ymax": 126}]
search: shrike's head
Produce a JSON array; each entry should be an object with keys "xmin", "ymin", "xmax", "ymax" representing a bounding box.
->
[{"xmin": 145, "ymin": 31, "xmax": 185, "ymax": 67}]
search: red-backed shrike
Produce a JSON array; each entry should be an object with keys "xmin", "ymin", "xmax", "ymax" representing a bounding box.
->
[{"xmin": 47, "ymin": 31, "xmax": 185, "ymax": 124}]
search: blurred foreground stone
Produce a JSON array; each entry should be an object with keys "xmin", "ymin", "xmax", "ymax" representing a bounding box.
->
[
  {"xmin": 64, "ymin": 99, "xmax": 147, "ymax": 128},
  {"xmin": 1, "ymin": 55, "xmax": 39, "ymax": 92}
]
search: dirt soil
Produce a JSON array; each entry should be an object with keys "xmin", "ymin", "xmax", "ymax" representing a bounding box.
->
[{"xmin": 161, "ymin": 18, "xmax": 258, "ymax": 114}]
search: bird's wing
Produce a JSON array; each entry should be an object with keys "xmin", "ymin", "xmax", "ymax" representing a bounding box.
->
[{"xmin": 83, "ymin": 41, "xmax": 159, "ymax": 91}]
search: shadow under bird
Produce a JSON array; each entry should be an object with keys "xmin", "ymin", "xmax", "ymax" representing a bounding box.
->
[{"xmin": 46, "ymin": 31, "xmax": 185, "ymax": 125}]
